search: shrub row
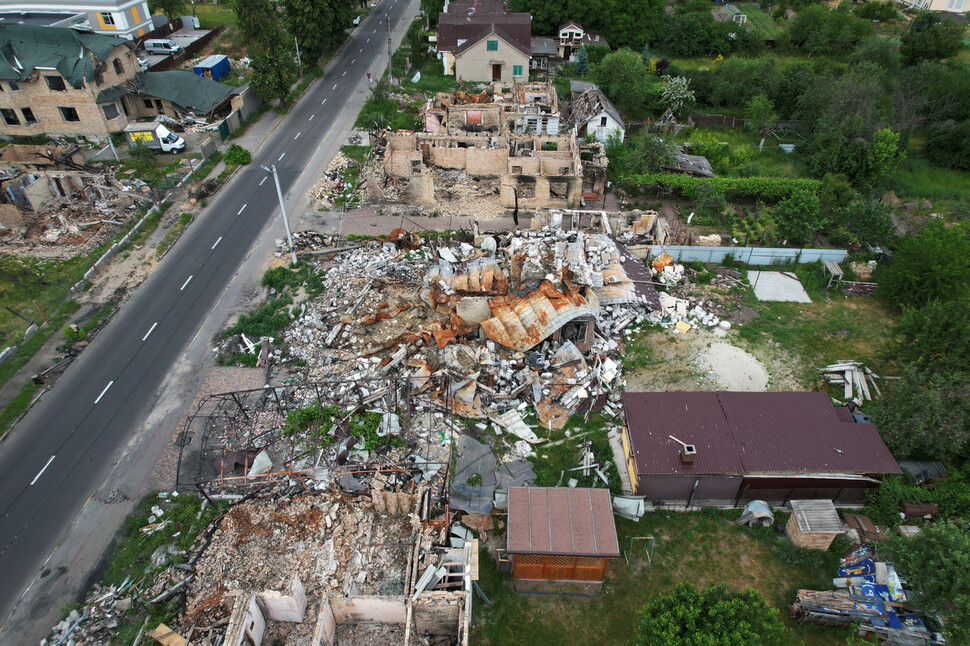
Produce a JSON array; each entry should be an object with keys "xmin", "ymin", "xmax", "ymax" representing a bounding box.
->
[{"xmin": 623, "ymin": 173, "xmax": 822, "ymax": 203}]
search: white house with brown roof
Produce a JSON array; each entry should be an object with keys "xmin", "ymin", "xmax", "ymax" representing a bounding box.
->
[{"xmin": 454, "ymin": 27, "xmax": 531, "ymax": 83}]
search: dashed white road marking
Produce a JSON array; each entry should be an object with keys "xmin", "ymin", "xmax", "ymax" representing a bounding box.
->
[
  {"xmin": 342, "ymin": 71, "xmax": 347, "ymax": 76},
  {"xmin": 142, "ymin": 322, "xmax": 158, "ymax": 341},
  {"xmin": 294, "ymin": 132, "xmax": 301, "ymax": 140},
  {"xmin": 237, "ymin": 204, "xmax": 247, "ymax": 215},
  {"xmin": 30, "ymin": 456, "xmax": 55, "ymax": 486},
  {"xmin": 211, "ymin": 237, "xmax": 222, "ymax": 250},
  {"xmin": 180, "ymin": 275, "xmax": 193, "ymax": 291},
  {"xmin": 332, "ymin": 83, "xmax": 338, "ymax": 90},
  {"xmin": 278, "ymin": 152, "xmax": 286, "ymax": 161},
  {"xmin": 94, "ymin": 381, "xmax": 114, "ymax": 404},
  {"xmin": 351, "ymin": 58, "xmax": 355, "ymax": 64},
  {"xmin": 259, "ymin": 176, "xmax": 267, "ymax": 186},
  {"xmin": 321, "ymin": 99, "xmax": 327, "ymax": 105},
  {"xmin": 309, "ymin": 114, "xmax": 315, "ymax": 121}
]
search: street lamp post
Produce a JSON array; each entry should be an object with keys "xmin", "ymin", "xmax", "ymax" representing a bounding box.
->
[{"xmin": 261, "ymin": 164, "xmax": 298, "ymax": 264}]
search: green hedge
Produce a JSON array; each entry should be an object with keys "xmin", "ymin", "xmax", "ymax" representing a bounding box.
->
[{"xmin": 623, "ymin": 173, "xmax": 822, "ymax": 203}]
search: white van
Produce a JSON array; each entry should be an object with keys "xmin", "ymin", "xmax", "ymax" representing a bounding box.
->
[{"xmin": 143, "ymin": 39, "xmax": 182, "ymax": 56}]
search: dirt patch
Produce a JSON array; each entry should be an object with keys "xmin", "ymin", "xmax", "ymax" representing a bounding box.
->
[
  {"xmin": 624, "ymin": 328, "xmax": 802, "ymax": 392},
  {"xmin": 697, "ymin": 342, "xmax": 769, "ymax": 391}
]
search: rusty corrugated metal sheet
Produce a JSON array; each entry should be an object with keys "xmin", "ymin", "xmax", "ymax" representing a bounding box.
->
[
  {"xmin": 621, "ymin": 391, "xmax": 902, "ymax": 478},
  {"xmin": 506, "ymin": 487, "xmax": 620, "ymax": 558},
  {"xmin": 421, "ymin": 257, "xmax": 509, "ymax": 311},
  {"xmin": 480, "ymin": 280, "xmax": 598, "ymax": 352}
]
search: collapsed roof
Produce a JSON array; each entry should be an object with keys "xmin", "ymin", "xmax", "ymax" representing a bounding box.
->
[{"xmin": 0, "ymin": 22, "xmax": 131, "ymax": 88}]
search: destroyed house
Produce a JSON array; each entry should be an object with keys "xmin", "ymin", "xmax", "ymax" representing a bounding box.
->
[
  {"xmin": 383, "ymin": 130, "xmax": 585, "ymax": 209},
  {"xmin": 108, "ymin": 70, "xmax": 242, "ymax": 119},
  {"xmin": 423, "ymin": 81, "xmax": 560, "ymax": 136},
  {"xmin": 436, "ymin": 0, "xmax": 531, "ymax": 77},
  {"xmin": 0, "ymin": 23, "xmax": 139, "ymax": 136},
  {"xmin": 505, "ymin": 487, "xmax": 620, "ymax": 594},
  {"xmin": 0, "ymin": 143, "xmax": 89, "ymax": 211},
  {"xmin": 557, "ymin": 21, "xmax": 609, "ymax": 61},
  {"xmin": 565, "ymin": 83, "xmax": 625, "ymax": 144},
  {"xmin": 620, "ymin": 391, "xmax": 902, "ymax": 507}
]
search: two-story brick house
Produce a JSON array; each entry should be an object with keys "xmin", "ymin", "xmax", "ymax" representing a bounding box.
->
[{"xmin": 0, "ymin": 23, "xmax": 139, "ymax": 138}]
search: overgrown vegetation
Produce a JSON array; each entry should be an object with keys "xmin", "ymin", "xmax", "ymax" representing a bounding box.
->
[
  {"xmin": 527, "ymin": 413, "xmax": 621, "ymax": 495},
  {"xmin": 218, "ymin": 262, "xmax": 324, "ymax": 366},
  {"xmin": 155, "ymin": 213, "xmax": 194, "ymax": 258},
  {"xmin": 93, "ymin": 493, "xmax": 226, "ymax": 644}
]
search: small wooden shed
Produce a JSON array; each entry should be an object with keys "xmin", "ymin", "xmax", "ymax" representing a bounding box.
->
[
  {"xmin": 506, "ymin": 487, "xmax": 620, "ymax": 594},
  {"xmin": 787, "ymin": 499, "xmax": 845, "ymax": 551}
]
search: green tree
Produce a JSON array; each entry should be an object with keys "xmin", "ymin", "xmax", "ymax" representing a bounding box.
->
[
  {"xmin": 877, "ymin": 220, "xmax": 970, "ymax": 308},
  {"xmin": 901, "ymin": 12, "xmax": 966, "ymax": 65},
  {"xmin": 575, "ymin": 45, "xmax": 590, "ymax": 76},
  {"xmin": 744, "ymin": 94, "xmax": 777, "ymax": 143},
  {"xmin": 831, "ymin": 199, "xmax": 895, "ymax": 247},
  {"xmin": 148, "ymin": 0, "xmax": 187, "ymax": 18},
  {"xmin": 595, "ymin": 48, "xmax": 652, "ymax": 111},
  {"xmin": 871, "ymin": 127, "xmax": 904, "ymax": 180},
  {"xmin": 250, "ymin": 48, "xmax": 298, "ymax": 103},
  {"xmin": 635, "ymin": 583, "xmax": 789, "ymax": 646},
  {"xmin": 892, "ymin": 300, "xmax": 970, "ymax": 375},
  {"xmin": 283, "ymin": 0, "xmax": 334, "ymax": 69},
  {"xmin": 638, "ymin": 134, "xmax": 675, "ymax": 173},
  {"xmin": 786, "ymin": 5, "xmax": 874, "ymax": 56},
  {"xmin": 773, "ymin": 188, "xmax": 823, "ymax": 246},
  {"xmin": 231, "ymin": 0, "xmax": 298, "ymax": 103},
  {"xmin": 925, "ymin": 119, "xmax": 970, "ymax": 171},
  {"xmin": 660, "ymin": 74, "xmax": 695, "ymax": 119},
  {"xmin": 881, "ymin": 522, "xmax": 970, "ymax": 643}
]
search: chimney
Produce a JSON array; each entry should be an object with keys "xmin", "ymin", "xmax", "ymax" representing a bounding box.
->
[{"xmin": 669, "ymin": 435, "xmax": 696, "ymax": 464}]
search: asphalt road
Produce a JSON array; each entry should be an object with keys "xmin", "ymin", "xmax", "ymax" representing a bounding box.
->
[{"xmin": 0, "ymin": 0, "xmax": 413, "ymax": 629}]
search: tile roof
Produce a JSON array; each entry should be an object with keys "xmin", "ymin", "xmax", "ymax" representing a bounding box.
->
[
  {"xmin": 453, "ymin": 23, "xmax": 531, "ymax": 57},
  {"xmin": 437, "ymin": 3, "xmax": 530, "ymax": 53},
  {"xmin": 0, "ymin": 23, "xmax": 131, "ymax": 88},
  {"xmin": 135, "ymin": 70, "xmax": 238, "ymax": 114},
  {"xmin": 506, "ymin": 487, "xmax": 620, "ymax": 557},
  {"xmin": 622, "ymin": 391, "xmax": 902, "ymax": 477}
]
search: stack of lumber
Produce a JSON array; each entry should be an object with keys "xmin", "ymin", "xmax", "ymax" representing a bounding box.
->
[{"xmin": 819, "ymin": 360, "xmax": 881, "ymax": 402}]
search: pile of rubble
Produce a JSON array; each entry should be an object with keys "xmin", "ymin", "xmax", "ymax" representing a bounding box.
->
[
  {"xmin": 309, "ymin": 151, "xmax": 360, "ymax": 209},
  {"xmin": 183, "ymin": 489, "xmax": 416, "ymax": 631},
  {"xmin": 42, "ymin": 583, "xmax": 135, "ymax": 645}
]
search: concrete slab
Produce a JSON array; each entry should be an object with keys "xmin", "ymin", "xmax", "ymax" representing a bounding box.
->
[{"xmin": 747, "ymin": 271, "xmax": 812, "ymax": 303}]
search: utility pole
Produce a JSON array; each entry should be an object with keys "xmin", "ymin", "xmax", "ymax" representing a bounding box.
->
[
  {"xmin": 262, "ymin": 164, "xmax": 298, "ymax": 264},
  {"xmin": 294, "ymin": 36, "xmax": 303, "ymax": 81},
  {"xmin": 386, "ymin": 14, "xmax": 393, "ymax": 86}
]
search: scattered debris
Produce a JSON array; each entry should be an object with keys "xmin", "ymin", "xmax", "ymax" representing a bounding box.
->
[{"xmin": 819, "ymin": 360, "xmax": 881, "ymax": 403}]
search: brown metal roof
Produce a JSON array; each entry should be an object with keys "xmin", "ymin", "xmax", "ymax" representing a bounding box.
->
[
  {"xmin": 437, "ymin": 5, "xmax": 531, "ymax": 53},
  {"xmin": 615, "ymin": 242, "xmax": 662, "ymax": 310},
  {"xmin": 453, "ymin": 24, "xmax": 532, "ymax": 57},
  {"xmin": 622, "ymin": 391, "xmax": 902, "ymax": 477},
  {"xmin": 506, "ymin": 487, "xmax": 620, "ymax": 558}
]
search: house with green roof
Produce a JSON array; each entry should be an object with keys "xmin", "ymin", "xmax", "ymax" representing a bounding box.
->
[
  {"xmin": 0, "ymin": 22, "xmax": 143, "ymax": 137},
  {"xmin": 0, "ymin": 23, "xmax": 248, "ymax": 141}
]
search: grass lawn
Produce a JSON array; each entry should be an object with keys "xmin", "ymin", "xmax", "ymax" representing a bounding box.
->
[
  {"xmin": 885, "ymin": 154, "xmax": 970, "ymax": 204},
  {"xmin": 473, "ymin": 510, "xmax": 855, "ymax": 646},
  {"xmin": 738, "ymin": 2, "xmax": 784, "ymax": 38},
  {"xmin": 734, "ymin": 264, "xmax": 897, "ymax": 387},
  {"xmin": 527, "ymin": 413, "xmax": 621, "ymax": 495}
]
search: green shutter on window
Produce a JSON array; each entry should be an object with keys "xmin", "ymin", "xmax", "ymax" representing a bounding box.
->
[
  {"xmin": 513, "ymin": 65, "xmax": 523, "ymax": 76},
  {"xmin": 487, "ymin": 40, "xmax": 498, "ymax": 51}
]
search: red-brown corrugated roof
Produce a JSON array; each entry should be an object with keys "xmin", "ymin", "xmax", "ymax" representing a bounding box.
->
[
  {"xmin": 622, "ymin": 391, "xmax": 901, "ymax": 477},
  {"xmin": 437, "ymin": 4, "xmax": 531, "ymax": 53},
  {"xmin": 506, "ymin": 487, "xmax": 620, "ymax": 558}
]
